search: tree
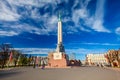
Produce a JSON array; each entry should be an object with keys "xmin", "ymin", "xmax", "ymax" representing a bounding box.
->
[
  {"xmin": 12, "ymin": 50, "xmax": 21, "ymax": 67},
  {"xmin": 18, "ymin": 54, "xmax": 28, "ymax": 66},
  {"xmin": 0, "ymin": 43, "xmax": 12, "ymax": 68},
  {"xmin": 28, "ymin": 55, "xmax": 32, "ymax": 66},
  {"xmin": 106, "ymin": 50, "xmax": 120, "ymax": 67},
  {"xmin": 116, "ymin": 50, "xmax": 120, "ymax": 67}
]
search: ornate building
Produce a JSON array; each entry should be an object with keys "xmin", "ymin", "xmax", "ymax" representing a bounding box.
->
[
  {"xmin": 105, "ymin": 50, "xmax": 120, "ymax": 67},
  {"xmin": 86, "ymin": 54, "xmax": 108, "ymax": 66}
]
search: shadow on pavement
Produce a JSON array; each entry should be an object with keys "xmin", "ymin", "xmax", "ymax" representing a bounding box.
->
[{"xmin": 0, "ymin": 69, "xmax": 24, "ymax": 79}]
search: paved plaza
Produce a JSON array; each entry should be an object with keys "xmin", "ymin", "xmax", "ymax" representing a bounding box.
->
[{"xmin": 0, "ymin": 66, "xmax": 120, "ymax": 80}]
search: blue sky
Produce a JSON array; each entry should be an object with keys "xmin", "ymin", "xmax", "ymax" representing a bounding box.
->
[{"xmin": 0, "ymin": 0, "xmax": 120, "ymax": 60}]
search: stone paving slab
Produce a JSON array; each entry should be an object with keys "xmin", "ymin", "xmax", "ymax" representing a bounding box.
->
[{"xmin": 0, "ymin": 67, "xmax": 120, "ymax": 80}]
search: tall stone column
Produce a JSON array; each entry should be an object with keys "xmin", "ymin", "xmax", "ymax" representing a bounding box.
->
[
  {"xmin": 58, "ymin": 19, "xmax": 62, "ymax": 45},
  {"xmin": 56, "ymin": 14, "xmax": 65, "ymax": 53},
  {"xmin": 48, "ymin": 13, "xmax": 68, "ymax": 68}
]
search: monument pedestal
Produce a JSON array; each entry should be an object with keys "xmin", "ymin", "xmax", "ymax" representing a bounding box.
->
[{"xmin": 48, "ymin": 52, "xmax": 68, "ymax": 68}]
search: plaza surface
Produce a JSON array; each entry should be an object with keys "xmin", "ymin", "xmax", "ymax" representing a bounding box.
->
[{"xmin": 0, "ymin": 66, "xmax": 120, "ymax": 80}]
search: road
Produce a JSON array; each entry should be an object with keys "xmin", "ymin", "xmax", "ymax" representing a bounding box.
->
[{"xmin": 0, "ymin": 66, "xmax": 120, "ymax": 80}]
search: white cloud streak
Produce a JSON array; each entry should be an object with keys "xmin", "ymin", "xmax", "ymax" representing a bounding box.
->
[
  {"xmin": 15, "ymin": 48, "xmax": 107, "ymax": 55},
  {"xmin": 7, "ymin": 0, "xmax": 56, "ymax": 7},
  {"xmin": 81, "ymin": 42, "xmax": 120, "ymax": 46},
  {"xmin": 0, "ymin": 30, "xmax": 18, "ymax": 36},
  {"xmin": 0, "ymin": 0, "xmax": 20, "ymax": 21},
  {"xmin": 72, "ymin": 0, "xmax": 110, "ymax": 33},
  {"xmin": 15, "ymin": 48, "xmax": 54, "ymax": 54},
  {"xmin": 14, "ymin": 48, "xmax": 108, "ymax": 60},
  {"xmin": 92, "ymin": 0, "xmax": 110, "ymax": 32},
  {"xmin": 66, "ymin": 48, "xmax": 107, "ymax": 55},
  {"xmin": 115, "ymin": 27, "xmax": 120, "ymax": 35},
  {"xmin": 72, "ymin": 9, "xmax": 87, "ymax": 25},
  {"xmin": 72, "ymin": 0, "xmax": 90, "ymax": 32},
  {"xmin": 0, "ymin": 0, "xmax": 111, "ymax": 37},
  {"xmin": 47, "ymin": 15, "xmax": 58, "ymax": 33},
  {"xmin": 67, "ymin": 42, "xmax": 120, "ymax": 47},
  {"xmin": 0, "ymin": 0, "xmax": 58, "ymax": 36}
]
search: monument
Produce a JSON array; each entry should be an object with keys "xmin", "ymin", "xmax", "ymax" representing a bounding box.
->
[{"xmin": 48, "ymin": 14, "xmax": 68, "ymax": 68}]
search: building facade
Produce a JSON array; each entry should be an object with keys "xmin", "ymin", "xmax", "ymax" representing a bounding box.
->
[
  {"xmin": 86, "ymin": 54, "xmax": 108, "ymax": 66},
  {"xmin": 105, "ymin": 50, "xmax": 120, "ymax": 67}
]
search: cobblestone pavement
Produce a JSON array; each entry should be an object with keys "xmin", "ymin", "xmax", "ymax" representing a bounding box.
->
[
  {"xmin": 0, "ymin": 66, "xmax": 120, "ymax": 80},
  {"xmin": 105, "ymin": 67, "xmax": 120, "ymax": 71}
]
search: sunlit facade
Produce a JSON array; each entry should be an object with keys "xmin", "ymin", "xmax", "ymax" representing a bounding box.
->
[{"xmin": 86, "ymin": 54, "xmax": 108, "ymax": 65}]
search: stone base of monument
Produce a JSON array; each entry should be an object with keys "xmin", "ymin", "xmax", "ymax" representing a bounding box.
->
[{"xmin": 48, "ymin": 52, "xmax": 68, "ymax": 68}]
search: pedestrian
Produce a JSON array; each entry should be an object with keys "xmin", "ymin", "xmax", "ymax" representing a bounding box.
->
[
  {"xmin": 41, "ymin": 61, "xmax": 45, "ymax": 69},
  {"xmin": 100, "ymin": 63, "xmax": 103, "ymax": 68},
  {"xmin": 33, "ymin": 57, "xmax": 36, "ymax": 68},
  {"xmin": 33, "ymin": 62, "xmax": 35, "ymax": 68}
]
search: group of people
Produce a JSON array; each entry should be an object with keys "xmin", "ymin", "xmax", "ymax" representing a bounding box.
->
[
  {"xmin": 33, "ymin": 57, "xmax": 46, "ymax": 69},
  {"xmin": 33, "ymin": 62, "xmax": 45, "ymax": 69},
  {"xmin": 96, "ymin": 63, "xmax": 104, "ymax": 68}
]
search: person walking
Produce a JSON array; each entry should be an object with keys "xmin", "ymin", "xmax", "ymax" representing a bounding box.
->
[{"xmin": 41, "ymin": 61, "xmax": 45, "ymax": 69}]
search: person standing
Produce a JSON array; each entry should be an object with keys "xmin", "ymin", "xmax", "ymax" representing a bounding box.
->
[
  {"xmin": 41, "ymin": 61, "xmax": 45, "ymax": 69},
  {"xmin": 33, "ymin": 57, "xmax": 36, "ymax": 68}
]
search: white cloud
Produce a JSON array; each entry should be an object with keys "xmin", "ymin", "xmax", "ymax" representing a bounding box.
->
[
  {"xmin": 7, "ymin": 0, "xmax": 55, "ymax": 7},
  {"xmin": 0, "ymin": 23, "xmax": 51, "ymax": 36},
  {"xmin": 10, "ymin": 24, "xmax": 50, "ymax": 35},
  {"xmin": 0, "ymin": 0, "xmax": 56, "ymax": 22},
  {"xmin": 0, "ymin": 0, "xmax": 58, "ymax": 36},
  {"xmin": 72, "ymin": 9, "xmax": 87, "ymax": 24},
  {"xmin": 93, "ymin": 20, "xmax": 110, "ymax": 32},
  {"xmin": 30, "ymin": 8, "xmax": 40, "ymax": 19},
  {"xmin": 72, "ymin": 0, "xmax": 79, "ymax": 9},
  {"xmin": 71, "ymin": 0, "xmax": 92, "ymax": 32},
  {"xmin": 62, "ymin": 17, "xmax": 71, "ymax": 22},
  {"xmin": 115, "ymin": 27, "xmax": 120, "ymax": 35},
  {"xmin": 81, "ymin": 42, "xmax": 120, "ymax": 46},
  {"xmin": 0, "ymin": 17, "xmax": 58, "ymax": 36},
  {"xmin": 0, "ymin": 30, "xmax": 18, "ymax": 36},
  {"xmin": 13, "ymin": 47, "xmax": 111, "ymax": 60},
  {"xmin": 67, "ymin": 42, "xmax": 120, "ymax": 47},
  {"xmin": 0, "ymin": 0, "xmax": 112, "ymax": 36},
  {"xmin": 15, "ymin": 48, "xmax": 55, "ymax": 54},
  {"xmin": 40, "ymin": 15, "xmax": 58, "ymax": 34},
  {"xmin": 71, "ymin": 0, "xmax": 110, "ymax": 33},
  {"xmin": 48, "ymin": 16, "xmax": 58, "ymax": 25},
  {"xmin": 0, "ymin": 0, "xmax": 20, "ymax": 21},
  {"xmin": 92, "ymin": 0, "xmax": 110, "ymax": 33},
  {"xmin": 66, "ymin": 26, "xmax": 78, "ymax": 34},
  {"xmin": 66, "ymin": 48, "xmax": 107, "ymax": 55},
  {"xmin": 14, "ymin": 48, "xmax": 108, "ymax": 60}
]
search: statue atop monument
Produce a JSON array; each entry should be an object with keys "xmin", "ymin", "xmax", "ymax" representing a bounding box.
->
[{"xmin": 58, "ymin": 13, "xmax": 61, "ymax": 21}]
